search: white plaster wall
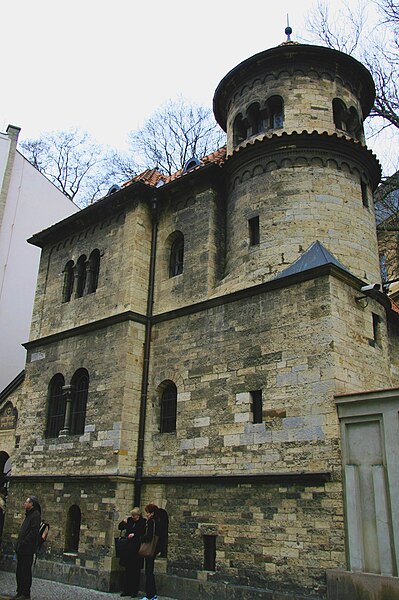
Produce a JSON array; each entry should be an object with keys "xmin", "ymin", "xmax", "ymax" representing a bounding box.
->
[
  {"xmin": 0, "ymin": 133, "xmax": 11, "ymax": 189},
  {"xmin": 0, "ymin": 149, "xmax": 79, "ymax": 391}
]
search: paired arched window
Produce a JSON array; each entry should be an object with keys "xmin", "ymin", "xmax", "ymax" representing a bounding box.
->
[
  {"xmin": 62, "ymin": 249, "xmax": 100, "ymax": 302},
  {"xmin": 46, "ymin": 370, "xmax": 89, "ymax": 438},
  {"xmin": 65, "ymin": 504, "xmax": 81, "ymax": 553},
  {"xmin": 333, "ymin": 98, "xmax": 363, "ymax": 141},
  {"xmin": 169, "ymin": 233, "xmax": 184, "ymax": 278},
  {"xmin": 160, "ymin": 381, "xmax": 177, "ymax": 433},
  {"xmin": 233, "ymin": 96, "xmax": 284, "ymax": 147}
]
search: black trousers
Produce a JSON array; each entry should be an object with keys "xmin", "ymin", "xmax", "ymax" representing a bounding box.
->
[
  {"xmin": 16, "ymin": 552, "xmax": 34, "ymax": 596},
  {"xmin": 145, "ymin": 556, "xmax": 156, "ymax": 598},
  {"xmin": 122, "ymin": 555, "xmax": 141, "ymax": 594}
]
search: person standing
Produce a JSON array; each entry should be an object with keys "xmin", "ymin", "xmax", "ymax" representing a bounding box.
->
[
  {"xmin": 118, "ymin": 507, "xmax": 146, "ymax": 597},
  {"xmin": 0, "ymin": 488, "xmax": 6, "ymax": 544},
  {"xmin": 12, "ymin": 495, "xmax": 41, "ymax": 600},
  {"xmin": 140, "ymin": 503, "xmax": 160, "ymax": 600}
]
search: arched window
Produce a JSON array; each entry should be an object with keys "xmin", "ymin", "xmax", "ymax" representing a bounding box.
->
[
  {"xmin": 70, "ymin": 369, "xmax": 89, "ymax": 435},
  {"xmin": 65, "ymin": 504, "xmax": 81, "ymax": 553},
  {"xmin": 169, "ymin": 233, "xmax": 184, "ymax": 278},
  {"xmin": 0, "ymin": 451, "xmax": 10, "ymax": 490},
  {"xmin": 160, "ymin": 382, "xmax": 177, "ymax": 433},
  {"xmin": 247, "ymin": 103, "xmax": 261, "ymax": 136},
  {"xmin": 46, "ymin": 374, "xmax": 66, "ymax": 438},
  {"xmin": 265, "ymin": 96, "xmax": 284, "ymax": 129},
  {"xmin": 75, "ymin": 255, "xmax": 87, "ymax": 298},
  {"xmin": 62, "ymin": 260, "xmax": 74, "ymax": 303},
  {"xmin": 333, "ymin": 98, "xmax": 348, "ymax": 131},
  {"xmin": 86, "ymin": 249, "xmax": 100, "ymax": 294},
  {"xmin": 183, "ymin": 157, "xmax": 201, "ymax": 173},
  {"xmin": 233, "ymin": 113, "xmax": 248, "ymax": 146},
  {"xmin": 347, "ymin": 106, "xmax": 363, "ymax": 141}
]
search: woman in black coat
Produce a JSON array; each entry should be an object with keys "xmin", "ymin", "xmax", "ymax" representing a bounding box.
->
[
  {"xmin": 139, "ymin": 503, "xmax": 162, "ymax": 600},
  {"xmin": 118, "ymin": 507, "xmax": 146, "ymax": 597}
]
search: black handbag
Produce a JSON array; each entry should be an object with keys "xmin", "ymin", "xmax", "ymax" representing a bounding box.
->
[{"xmin": 115, "ymin": 536, "xmax": 130, "ymax": 559}]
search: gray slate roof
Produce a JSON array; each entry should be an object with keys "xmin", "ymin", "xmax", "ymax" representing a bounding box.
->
[{"xmin": 273, "ymin": 240, "xmax": 352, "ymax": 280}]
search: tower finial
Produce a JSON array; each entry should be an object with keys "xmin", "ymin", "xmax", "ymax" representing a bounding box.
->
[{"xmin": 285, "ymin": 14, "xmax": 292, "ymax": 42}]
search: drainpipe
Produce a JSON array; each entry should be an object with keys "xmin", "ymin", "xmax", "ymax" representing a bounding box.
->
[{"xmin": 134, "ymin": 195, "xmax": 158, "ymax": 507}]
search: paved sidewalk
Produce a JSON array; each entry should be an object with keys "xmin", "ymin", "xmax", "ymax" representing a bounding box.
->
[{"xmin": 0, "ymin": 570, "xmax": 177, "ymax": 600}]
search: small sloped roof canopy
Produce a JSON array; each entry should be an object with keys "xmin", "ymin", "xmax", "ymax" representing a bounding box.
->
[{"xmin": 273, "ymin": 240, "xmax": 352, "ymax": 280}]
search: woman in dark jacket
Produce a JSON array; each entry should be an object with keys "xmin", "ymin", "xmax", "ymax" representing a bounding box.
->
[
  {"xmin": 118, "ymin": 507, "xmax": 146, "ymax": 597},
  {"xmin": 139, "ymin": 503, "xmax": 161, "ymax": 600}
]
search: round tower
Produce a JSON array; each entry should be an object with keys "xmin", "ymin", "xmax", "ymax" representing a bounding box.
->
[{"xmin": 213, "ymin": 38, "xmax": 382, "ymax": 286}]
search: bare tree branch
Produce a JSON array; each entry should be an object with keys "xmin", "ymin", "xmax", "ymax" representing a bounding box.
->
[{"xmin": 128, "ymin": 96, "xmax": 225, "ymax": 176}]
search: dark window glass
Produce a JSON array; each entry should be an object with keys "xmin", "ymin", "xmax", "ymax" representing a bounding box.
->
[
  {"xmin": 62, "ymin": 261, "xmax": 74, "ymax": 303},
  {"xmin": 70, "ymin": 370, "xmax": 89, "ymax": 435},
  {"xmin": 65, "ymin": 505, "xmax": 81, "ymax": 553},
  {"xmin": 361, "ymin": 181, "xmax": 369, "ymax": 208},
  {"xmin": 266, "ymin": 96, "xmax": 284, "ymax": 129},
  {"xmin": 87, "ymin": 249, "xmax": 100, "ymax": 294},
  {"xmin": 251, "ymin": 390, "xmax": 263, "ymax": 424},
  {"xmin": 75, "ymin": 255, "xmax": 87, "ymax": 298},
  {"xmin": 233, "ymin": 113, "xmax": 248, "ymax": 146},
  {"xmin": 160, "ymin": 383, "xmax": 177, "ymax": 433},
  {"xmin": 203, "ymin": 535, "xmax": 216, "ymax": 571},
  {"xmin": 249, "ymin": 216, "xmax": 260, "ymax": 246},
  {"xmin": 333, "ymin": 98, "xmax": 348, "ymax": 131},
  {"xmin": 372, "ymin": 313, "xmax": 382, "ymax": 347},
  {"xmin": 169, "ymin": 234, "xmax": 184, "ymax": 278},
  {"xmin": 46, "ymin": 375, "xmax": 66, "ymax": 438},
  {"xmin": 247, "ymin": 103, "xmax": 261, "ymax": 136}
]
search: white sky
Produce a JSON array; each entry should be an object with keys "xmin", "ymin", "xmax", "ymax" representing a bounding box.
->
[
  {"xmin": 1, "ymin": 0, "xmax": 317, "ymax": 150},
  {"xmin": 1, "ymin": 0, "xmax": 396, "ymax": 174}
]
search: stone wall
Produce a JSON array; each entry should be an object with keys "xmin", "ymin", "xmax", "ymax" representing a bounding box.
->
[
  {"xmin": 29, "ymin": 201, "xmax": 152, "ymax": 341},
  {"xmin": 14, "ymin": 319, "xmax": 144, "ymax": 478}
]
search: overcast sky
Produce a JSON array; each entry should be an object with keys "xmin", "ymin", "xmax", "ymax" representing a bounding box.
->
[
  {"xmin": 1, "ymin": 0, "xmax": 318, "ymax": 150},
  {"xmin": 1, "ymin": 0, "xmax": 396, "ymax": 175}
]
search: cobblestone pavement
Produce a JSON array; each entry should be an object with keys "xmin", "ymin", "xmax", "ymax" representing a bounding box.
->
[{"xmin": 0, "ymin": 570, "xmax": 177, "ymax": 600}]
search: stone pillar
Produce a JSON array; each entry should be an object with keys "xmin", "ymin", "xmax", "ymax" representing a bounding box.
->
[{"xmin": 59, "ymin": 385, "xmax": 73, "ymax": 437}]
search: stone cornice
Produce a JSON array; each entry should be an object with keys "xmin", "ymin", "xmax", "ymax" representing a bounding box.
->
[
  {"xmin": 213, "ymin": 44, "xmax": 375, "ymax": 130},
  {"xmin": 24, "ymin": 263, "xmax": 364, "ymax": 348},
  {"xmin": 8, "ymin": 471, "xmax": 331, "ymax": 485},
  {"xmin": 224, "ymin": 130, "xmax": 381, "ymax": 191},
  {"xmin": 23, "ymin": 310, "xmax": 147, "ymax": 350}
]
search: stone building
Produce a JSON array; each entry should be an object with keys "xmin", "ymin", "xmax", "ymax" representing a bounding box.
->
[{"xmin": 2, "ymin": 37, "xmax": 399, "ymax": 600}]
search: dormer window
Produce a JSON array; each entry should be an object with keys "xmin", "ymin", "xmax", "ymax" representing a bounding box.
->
[{"xmin": 183, "ymin": 157, "xmax": 201, "ymax": 173}]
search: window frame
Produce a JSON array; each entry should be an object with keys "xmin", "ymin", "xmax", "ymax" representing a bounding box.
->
[
  {"xmin": 46, "ymin": 374, "xmax": 66, "ymax": 438},
  {"xmin": 160, "ymin": 382, "xmax": 177, "ymax": 433}
]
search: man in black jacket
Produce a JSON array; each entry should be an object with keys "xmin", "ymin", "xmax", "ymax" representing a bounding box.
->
[{"xmin": 11, "ymin": 495, "xmax": 41, "ymax": 600}]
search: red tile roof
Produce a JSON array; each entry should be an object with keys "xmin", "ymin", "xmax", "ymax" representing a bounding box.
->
[
  {"xmin": 390, "ymin": 298, "xmax": 399, "ymax": 315},
  {"xmin": 121, "ymin": 147, "xmax": 226, "ymax": 190}
]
